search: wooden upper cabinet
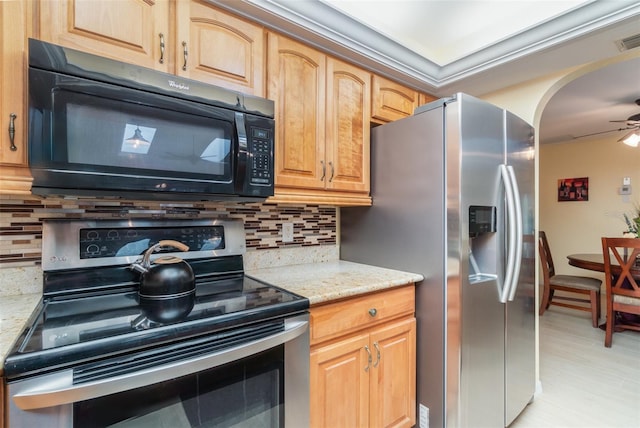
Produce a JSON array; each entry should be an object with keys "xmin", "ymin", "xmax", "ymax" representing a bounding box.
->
[
  {"xmin": 371, "ymin": 75, "xmax": 419, "ymax": 123},
  {"xmin": 267, "ymin": 33, "xmax": 326, "ymax": 191},
  {"xmin": 39, "ymin": 0, "xmax": 170, "ymax": 72},
  {"xmin": 419, "ymin": 92, "xmax": 438, "ymax": 107},
  {"xmin": 175, "ymin": 0, "xmax": 265, "ymax": 96},
  {"xmin": 325, "ymin": 58, "xmax": 370, "ymax": 194},
  {"xmin": 0, "ymin": 0, "xmax": 33, "ymax": 195},
  {"xmin": 267, "ymin": 32, "xmax": 371, "ymax": 205}
]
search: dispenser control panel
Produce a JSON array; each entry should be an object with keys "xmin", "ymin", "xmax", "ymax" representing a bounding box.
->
[{"xmin": 469, "ymin": 205, "xmax": 496, "ymax": 236}]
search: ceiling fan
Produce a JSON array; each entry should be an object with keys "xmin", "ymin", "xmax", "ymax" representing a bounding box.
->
[
  {"xmin": 610, "ymin": 98, "xmax": 640, "ymax": 126},
  {"xmin": 572, "ymin": 98, "xmax": 640, "ymax": 146},
  {"xmin": 610, "ymin": 98, "xmax": 640, "ymax": 147}
]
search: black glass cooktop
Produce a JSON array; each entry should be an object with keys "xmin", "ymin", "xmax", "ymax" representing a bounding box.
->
[{"xmin": 4, "ymin": 273, "xmax": 307, "ymax": 380}]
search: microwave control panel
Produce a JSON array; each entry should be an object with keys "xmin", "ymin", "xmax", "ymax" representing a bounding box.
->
[{"xmin": 249, "ymin": 127, "xmax": 272, "ymax": 186}]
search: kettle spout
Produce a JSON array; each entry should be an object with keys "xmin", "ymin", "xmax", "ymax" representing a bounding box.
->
[{"xmin": 129, "ymin": 261, "xmax": 148, "ymax": 274}]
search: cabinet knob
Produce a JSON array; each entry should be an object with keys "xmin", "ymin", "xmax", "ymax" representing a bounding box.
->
[{"xmin": 368, "ymin": 308, "xmax": 377, "ymax": 317}]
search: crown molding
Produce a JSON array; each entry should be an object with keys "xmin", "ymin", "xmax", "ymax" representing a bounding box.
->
[{"xmin": 209, "ymin": 0, "xmax": 640, "ymax": 93}]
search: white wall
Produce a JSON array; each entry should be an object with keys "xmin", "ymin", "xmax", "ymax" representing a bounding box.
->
[{"xmin": 539, "ymin": 137, "xmax": 640, "ymax": 280}]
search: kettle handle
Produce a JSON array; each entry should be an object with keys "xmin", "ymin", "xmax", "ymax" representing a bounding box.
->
[
  {"xmin": 156, "ymin": 240, "xmax": 189, "ymax": 252},
  {"xmin": 141, "ymin": 240, "xmax": 190, "ymax": 267}
]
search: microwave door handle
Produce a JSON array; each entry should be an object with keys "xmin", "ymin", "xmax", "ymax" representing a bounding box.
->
[
  {"xmin": 234, "ymin": 112, "xmax": 248, "ymax": 191},
  {"xmin": 12, "ymin": 319, "xmax": 309, "ymax": 410}
]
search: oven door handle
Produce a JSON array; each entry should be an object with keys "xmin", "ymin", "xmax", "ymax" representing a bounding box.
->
[{"xmin": 12, "ymin": 317, "xmax": 308, "ymax": 410}]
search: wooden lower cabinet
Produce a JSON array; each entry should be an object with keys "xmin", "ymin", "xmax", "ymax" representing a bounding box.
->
[{"xmin": 309, "ymin": 285, "xmax": 416, "ymax": 428}]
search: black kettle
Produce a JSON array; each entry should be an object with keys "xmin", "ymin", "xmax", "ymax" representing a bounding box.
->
[{"xmin": 130, "ymin": 240, "xmax": 196, "ymax": 323}]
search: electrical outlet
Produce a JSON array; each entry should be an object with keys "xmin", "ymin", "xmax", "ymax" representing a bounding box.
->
[{"xmin": 282, "ymin": 222, "xmax": 294, "ymax": 243}]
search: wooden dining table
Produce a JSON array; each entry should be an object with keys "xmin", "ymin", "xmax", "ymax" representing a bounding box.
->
[{"xmin": 567, "ymin": 253, "xmax": 640, "ymax": 280}]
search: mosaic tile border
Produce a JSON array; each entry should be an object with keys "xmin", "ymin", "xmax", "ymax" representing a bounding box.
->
[{"xmin": 0, "ymin": 197, "xmax": 337, "ymax": 268}]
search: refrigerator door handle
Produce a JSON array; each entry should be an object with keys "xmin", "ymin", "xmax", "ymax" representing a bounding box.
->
[
  {"xmin": 506, "ymin": 165, "xmax": 523, "ymax": 301},
  {"xmin": 499, "ymin": 164, "xmax": 517, "ymax": 303}
]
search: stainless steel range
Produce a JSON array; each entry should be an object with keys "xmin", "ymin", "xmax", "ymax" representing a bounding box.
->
[{"xmin": 4, "ymin": 219, "xmax": 309, "ymax": 427}]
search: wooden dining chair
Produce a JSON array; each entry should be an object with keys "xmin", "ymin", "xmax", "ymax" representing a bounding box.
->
[
  {"xmin": 601, "ymin": 237, "xmax": 640, "ymax": 347},
  {"xmin": 538, "ymin": 231, "xmax": 602, "ymax": 327}
]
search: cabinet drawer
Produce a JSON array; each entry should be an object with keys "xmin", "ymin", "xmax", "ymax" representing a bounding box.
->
[{"xmin": 310, "ymin": 285, "xmax": 415, "ymax": 345}]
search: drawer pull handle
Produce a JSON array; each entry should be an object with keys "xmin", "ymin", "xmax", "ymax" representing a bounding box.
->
[
  {"xmin": 368, "ymin": 308, "xmax": 377, "ymax": 317},
  {"xmin": 320, "ymin": 160, "xmax": 326, "ymax": 181},
  {"xmin": 373, "ymin": 342, "xmax": 381, "ymax": 368},
  {"xmin": 364, "ymin": 345, "xmax": 372, "ymax": 372}
]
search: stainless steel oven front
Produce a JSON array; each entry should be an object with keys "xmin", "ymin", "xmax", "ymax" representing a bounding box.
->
[
  {"xmin": 4, "ymin": 219, "xmax": 309, "ymax": 427},
  {"xmin": 7, "ymin": 314, "xmax": 309, "ymax": 428}
]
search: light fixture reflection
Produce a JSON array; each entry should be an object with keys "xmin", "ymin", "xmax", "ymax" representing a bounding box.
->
[
  {"xmin": 121, "ymin": 124, "xmax": 155, "ymax": 154},
  {"xmin": 618, "ymin": 129, "xmax": 640, "ymax": 147},
  {"xmin": 126, "ymin": 127, "xmax": 150, "ymax": 148}
]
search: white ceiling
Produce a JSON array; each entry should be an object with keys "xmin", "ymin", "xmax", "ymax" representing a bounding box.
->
[
  {"xmin": 213, "ymin": 0, "xmax": 640, "ymax": 144},
  {"xmin": 322, "ymin": 0, "xmax": 590, "ymax": 65}
]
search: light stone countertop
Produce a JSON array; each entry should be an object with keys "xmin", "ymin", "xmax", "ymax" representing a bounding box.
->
[
  {"xmin": 0, "ymin": 293, "xmax": 41, "ymax": 372},
  {"xmin": 0, "ymin": 260, "xmax": 422, "ymax": 372},
  {"xmin": 247, "ymin": 260, "xmax": 424, "ymax": 305}
]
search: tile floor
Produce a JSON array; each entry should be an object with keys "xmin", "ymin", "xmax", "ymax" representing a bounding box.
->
[{"xmin": 510, "ymin": 307, "xmax": 640, "ymax": 427}]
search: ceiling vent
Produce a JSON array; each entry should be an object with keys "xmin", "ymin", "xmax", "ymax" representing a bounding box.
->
[{"xmin": 616, "ymin": 33, "xmax": 640, "ymax": 51}]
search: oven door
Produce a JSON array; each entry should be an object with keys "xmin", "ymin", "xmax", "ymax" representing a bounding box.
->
[{"xmin": 7, "ymin": 314, "xmax": 309, "ymax": 428}]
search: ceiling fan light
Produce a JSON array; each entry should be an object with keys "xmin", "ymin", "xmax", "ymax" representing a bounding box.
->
[{"xmin": 618, "ymin": 130, "xmax": 640, "ymax": 147}]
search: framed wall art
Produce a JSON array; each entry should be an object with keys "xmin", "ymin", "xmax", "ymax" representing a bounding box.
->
[{"xmin": 558, "ymin": 177, "xmax": 589, "ymax": 202}]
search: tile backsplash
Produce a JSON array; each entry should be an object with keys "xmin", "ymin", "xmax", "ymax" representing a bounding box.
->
[{"xmin": 0, "ymin": 196, "xmax": 337, "ymax": 269}]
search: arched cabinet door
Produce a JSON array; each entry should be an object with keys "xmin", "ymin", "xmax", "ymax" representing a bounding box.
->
[
  {"xmin": 40, "ymin": 0, "xmax": 170, "ymax": 72},
  {"xmin": 175, "ymin": 1, "xmax": 265, "ymax": 96},
  {"xmin": 325, "ymin": 58, "xmax": 371, "ymax": 194},
  {"xmin": 267, "ymin": 33, "xmax": 326, "ymax": 191}
]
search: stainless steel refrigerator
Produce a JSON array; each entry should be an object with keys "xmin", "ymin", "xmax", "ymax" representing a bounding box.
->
[{"xmin": 341, "ymin": 93, "xmax": 536, "ymax": 428}]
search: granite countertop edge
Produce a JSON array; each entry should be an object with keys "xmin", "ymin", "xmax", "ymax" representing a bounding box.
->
[
  {"xmin": 246, "ymin": 260, "xmax": 424, "ymax": 306},
  {"xmin": 0, "ymin": 293, "xmax": 42, "ymax": 376},
  {"xmin": 0, "ymin": 260, "xmax": 423, "ymax": 373}
]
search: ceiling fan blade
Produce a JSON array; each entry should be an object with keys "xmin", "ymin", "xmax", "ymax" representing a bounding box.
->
[
  {"xmin": 573, "ymin": 125, "xmax": 638, "ymax": 140},
  {"xmin": 610, "ymin": 120, "xmax": 640, "ymax": 125}
]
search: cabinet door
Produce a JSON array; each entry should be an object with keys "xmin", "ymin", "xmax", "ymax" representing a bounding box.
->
[
  {"xmin": 310, "ymin": 332, "xmax": 370, "ymax": 428},
  {"xmin": 267, "ymin": 33, "xmax": 326, "ymax": 190},
  {"xmin": 0, "ymin": 0, "xmax": 32, "ymax": 194},
  {"xmin": 370, "ymin": 318, "xmax": 417, "ymax": 428},
  {"xmin": 371, "ymin": 75, "xmax": 418, "ymax": 122},
  {"xmin": 40, "ymin": 0, "xmax": 169, "ymax": 71},
  {"xmin": 175, "ymin": 1, "xmax": 265, "ymax": 96},
  {"xmin": 325, "ymin": 58, "xmax": 370, "ymax": 194},
  {"xmin": 419, "ymin": 92, "xmax": 438, "ymax": 107}
]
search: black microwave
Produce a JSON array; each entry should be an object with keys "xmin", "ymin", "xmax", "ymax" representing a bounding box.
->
[{"xmin": 28, "ymin": 38, "xmax": 274, "ymax": 201}]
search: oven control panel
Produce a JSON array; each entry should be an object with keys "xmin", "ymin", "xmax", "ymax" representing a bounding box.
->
[
  {"xmin": 42, "ymin": 219, "xmax": 247, "ymax": 271},
  {"xmin": 79, "ymin": 225, "xmax": 225, "ymax": 259}
]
